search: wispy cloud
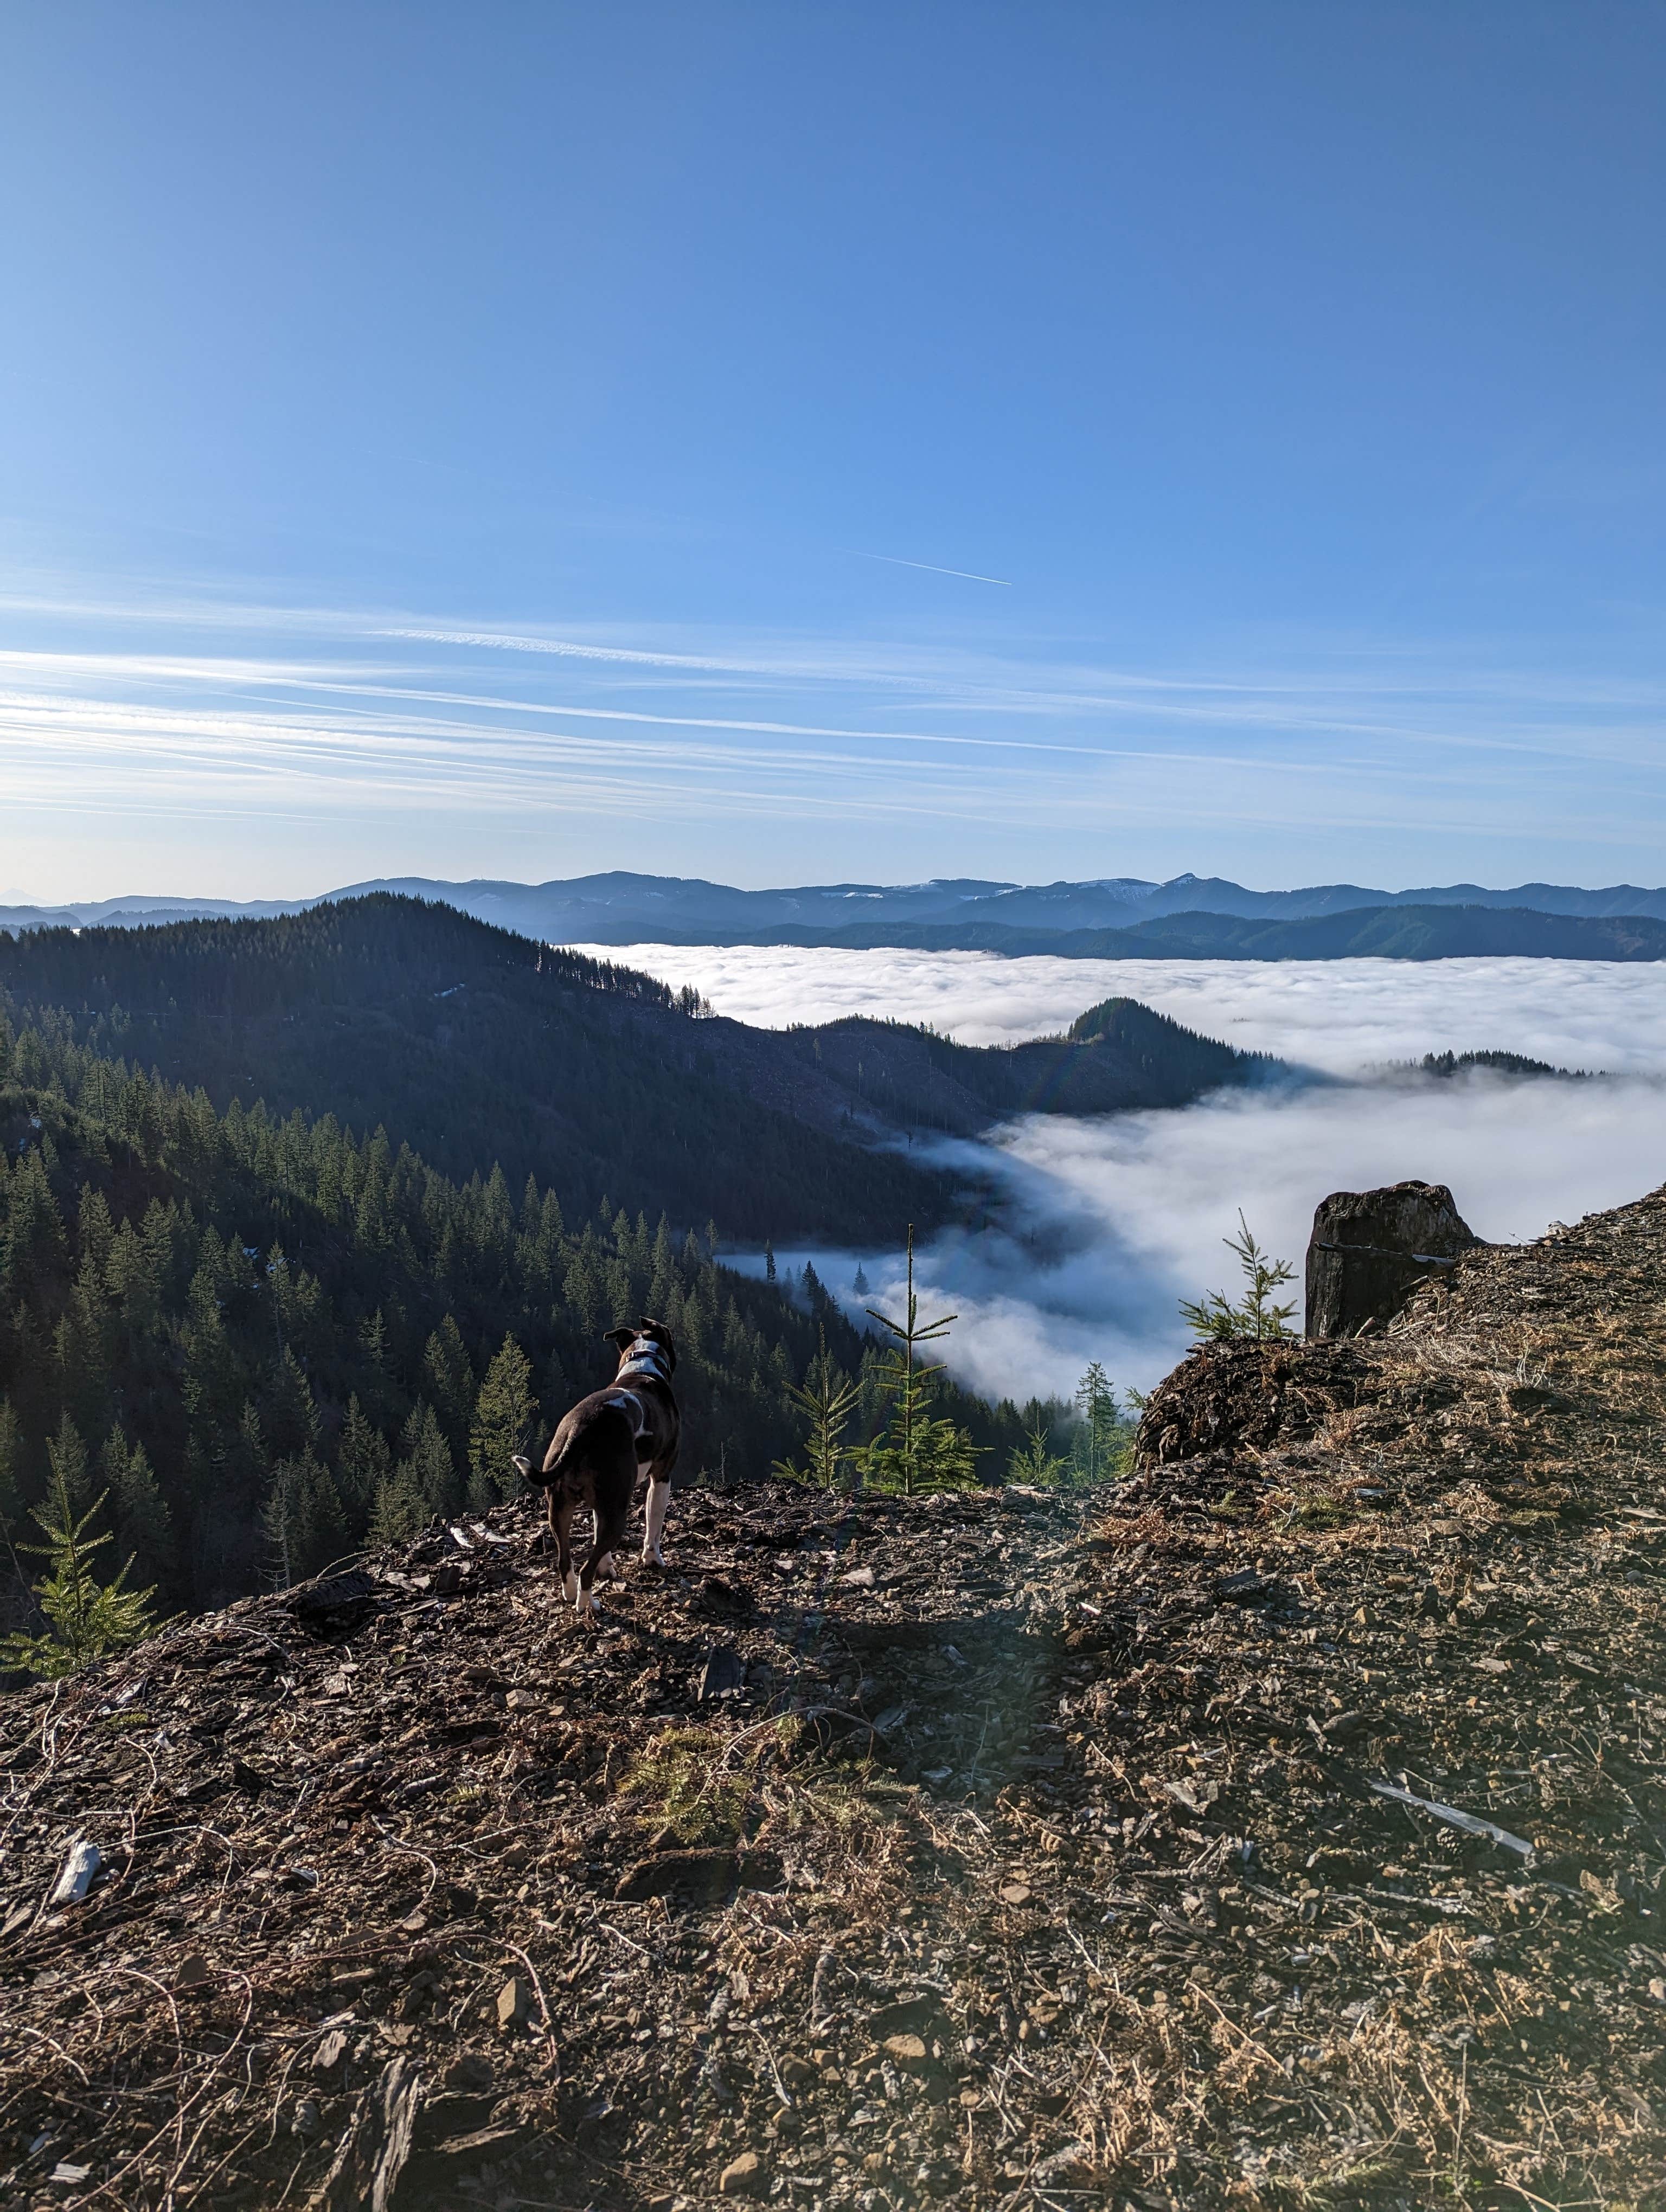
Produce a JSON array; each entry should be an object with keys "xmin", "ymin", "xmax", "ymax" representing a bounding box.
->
[
  {"xmin": 3, "ymin": 575, "xmax": 1664, "ymax": 893},
  {"xmin": 855, "ymin": 554, "xmax": 1014, "ymax": 586}
]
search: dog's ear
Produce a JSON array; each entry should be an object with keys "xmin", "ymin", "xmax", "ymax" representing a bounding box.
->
[
  {"xmin": 639, "ymin": 1317, "xmax": 676, "ymax": 1372},
  {"xmin": 604, "ymin": 1327, "xmax": 635, "ymax": 1354}
]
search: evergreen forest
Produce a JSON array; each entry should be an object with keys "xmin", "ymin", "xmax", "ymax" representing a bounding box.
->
[
  {"xmin": 0, "ymin": 999, "xmax": 1049, "ymax": 1624},
  {"xmin": 0, "ymin": 897, "xmax": 960, "ymax": 1244}
]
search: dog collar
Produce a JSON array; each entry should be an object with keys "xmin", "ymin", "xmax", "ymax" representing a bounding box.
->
[{"xmin": 616, "ymin": 1352, "xmax": 669, "ymax": 1383}]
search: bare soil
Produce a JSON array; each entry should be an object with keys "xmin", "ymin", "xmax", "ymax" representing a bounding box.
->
[{"xmin": 3, "ymin": 1188, "xmax": 1666, "ymax": 2209}]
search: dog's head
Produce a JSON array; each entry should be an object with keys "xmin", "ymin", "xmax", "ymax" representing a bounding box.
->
[{"xmin": 604, "ymin": 1315, "xmax": 677, "ymax": 1379}]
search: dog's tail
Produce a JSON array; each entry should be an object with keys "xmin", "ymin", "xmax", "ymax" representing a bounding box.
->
[{"xmin": 510, "ymin": 1442, "xmax": 551, "ymax": 1489}]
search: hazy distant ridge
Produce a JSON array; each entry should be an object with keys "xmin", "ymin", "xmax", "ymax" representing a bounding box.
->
[{"xmin": 6, "ymin": 869, "xmax": 1666, "ymax": 953}]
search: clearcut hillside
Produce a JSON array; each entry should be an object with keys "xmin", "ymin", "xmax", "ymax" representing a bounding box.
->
[{"xmin": 4, "ymin": 1185, "xmax": 1664, "ymax": 2208}]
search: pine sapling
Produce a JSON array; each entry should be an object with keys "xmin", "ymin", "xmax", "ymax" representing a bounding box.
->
[
  {"xmin": 858, "ymin": 1227, "xmax": 982, "ymax": 1495},
  {"xmin": 2, "ymin": 1472, "xmax": 156, "ymax": 1680},
  {"xmin": 1178, "ymin": 1211, "xmax": 1298, "ymax": 1341},
  {"xmin": 1008, "ymin": 1415, "xmax": 1069, "ymax": 1487},
  {"xmin": 773, "ymin": 1329, "xmax": 861, "ymax": 1489}
]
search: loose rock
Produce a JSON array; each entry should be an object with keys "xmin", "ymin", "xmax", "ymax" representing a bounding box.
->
[{"xmin": 718, "ymin": 2149, "xmax": 768, "ymax": 2196}]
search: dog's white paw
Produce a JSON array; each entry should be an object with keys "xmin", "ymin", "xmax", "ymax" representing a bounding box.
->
[
  {"xmin": 562, "ymin": 1568, "xmax": 579, "ymax": 1606},
  {"xmin": 593, "ymin": 1551, "xmax": 617, "ymax": 1581},
  {"xmin": 641, "ymin": 1542, "xmax": 666, "ymax": 1567}
]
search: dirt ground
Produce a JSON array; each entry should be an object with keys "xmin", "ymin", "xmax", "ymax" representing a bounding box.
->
[{"xmin": 3, "ymin": 1187, "xmax": 1665, "ymax": 2209}]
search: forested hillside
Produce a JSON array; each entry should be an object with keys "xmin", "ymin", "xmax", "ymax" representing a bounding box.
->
[
  {"xmin": 0, "ymin": 899, "xmax": 1250, "ymax": 1622},
  {"xmin": 0, "ymin": 898, "xmax": 1279, "ymax": 1241},
  {"xmin": 0, "ymin": 1007, "xmax": 1030, "ymax": 1614},
  {"xmin": 764, "ymin": 994, "xmax": 1278, "ymax": 1135},
  {"xmin": 0, "ymin": 898, "xmax": 958, "ymax": 1243}
]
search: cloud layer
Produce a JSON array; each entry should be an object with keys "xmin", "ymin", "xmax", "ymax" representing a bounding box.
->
[
  {"xmin": 591, "ymin": 943, "xmax": 1666, "ymax": 1072},
  {"xmin": 658, "ymin": 948, "xmax": 1666, "ymax": 1411}
]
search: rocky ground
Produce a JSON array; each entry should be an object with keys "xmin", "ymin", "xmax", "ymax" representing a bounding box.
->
[{"xmin": 3, "ymin": 1188, "xmax": 1666, "ymax": 2209}]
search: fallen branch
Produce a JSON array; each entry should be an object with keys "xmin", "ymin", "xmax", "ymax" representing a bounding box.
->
[{"xmin": 1369, "ymin": 1780, "xmax": 1533, "ymax": 1857}]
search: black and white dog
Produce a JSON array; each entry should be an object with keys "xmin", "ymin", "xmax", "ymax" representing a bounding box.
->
[{"xmin": 511, "ymin": 1317, "xmax": 680, "ymax": 1618}]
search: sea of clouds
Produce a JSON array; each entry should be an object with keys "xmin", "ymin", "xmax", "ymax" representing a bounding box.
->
[
  {"xmin": 578, "ymin": 946, "xmax": 1666, "ymax": 1411},
  {"xmin": 574, "ymin": 943, "xmax": 1666, "ymax": 1073}
]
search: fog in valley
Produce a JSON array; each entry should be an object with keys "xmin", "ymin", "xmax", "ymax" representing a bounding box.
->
[
  {"xmin": 577, "ymin": 943, "xmax": 1666, "ymax": 1072},
  {"xmin": 589, "ymin": 946, "xmax": 1666, "ymax": 1409}
]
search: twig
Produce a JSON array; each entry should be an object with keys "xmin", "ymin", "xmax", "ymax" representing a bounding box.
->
[
  {"xmin": 594, "ymin": 1919, "xmax": 650, "ymax": 1959},
  {"xmin": 14, "ymin": 2022, "xmax": 90, "ymax": 2083},
  {"xmin": 370, "ymin": 1818, "xmax": 444, "ymax": 1905},
  {"xmin": 750, "ymin": 2023, "xmax": 793, "ymax": 2108},
  {"xmin": 1369, "ymin": 1779, "xmax": 1532, "ymax": 1856},
  {"xmin": 504, "ymin": 1940, "xmax": 560, "ymax": 2075}
]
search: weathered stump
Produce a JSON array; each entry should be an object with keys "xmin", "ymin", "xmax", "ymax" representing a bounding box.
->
[{"xmin": 1305, "ymin": 1181, "xmax": 1475, "ymax": 1339}]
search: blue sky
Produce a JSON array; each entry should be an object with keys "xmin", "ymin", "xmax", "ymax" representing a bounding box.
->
[{"xmin": 2, "ymin": 3, "xmax": 1663, "ymax": 898}]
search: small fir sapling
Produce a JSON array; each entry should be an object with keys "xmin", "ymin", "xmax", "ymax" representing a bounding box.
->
[
  {"xmin": 857, "ymin": 1227, "xmax": 982, "ymax": 1495},
  {"xmin": 2, "ymin": 1471, "xmax": 157, "ymax": 1679},
  {"xmin": 773, "ymin": 1328, "xmax": 862, "ymax": 1489},
  {"xmin": 1178, "ymin": 1212, "xmax": 1298, "ymax": 1342}
]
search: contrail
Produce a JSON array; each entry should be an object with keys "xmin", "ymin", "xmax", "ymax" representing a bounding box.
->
[{"xmin": 858, "ymin": 553, "xmax": 1014, "ymax": 586}]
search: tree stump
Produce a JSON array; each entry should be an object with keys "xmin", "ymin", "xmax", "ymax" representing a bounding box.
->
[{"xmin": 1305, "ymin": 1182, "xmax": 1475, "ymax": 1339}]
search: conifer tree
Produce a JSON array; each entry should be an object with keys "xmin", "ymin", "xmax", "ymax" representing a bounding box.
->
[
  {"xmin": 424, "ymin": 1315, "xmax": 476, "ymax": 1449},
  {"xmin": 373, "ymin": 1402, "xmax": 454, "ymax": 1541},
  {"xmin": 1178, "ymin": 1214, "xmax": 1297, "ymax": 1341},
  {"xmin": 226, "ymin": 1401, "xmax": 268, "ymax": 1504},
  {"xmin": 1072, "ymin": 1362, "xmax": 1120, "ymax": 1484},
  {"xmin": 262, "ymin": 1451, "xmax": 347, "ymax": 1587},
  {"xmin": 264, "ymin": 1345, "xmax": 319, "ymax": 1458},
  {"xmin": 370, "ymin": 1471, "xmax": 424, "ymax": 1545},
  {"xmin": 2, "ymin": 1471, "xmax": 156, "ymax": 1679},
  {"xmin": 857, "ymin": 1229, "xmax": 981, "ymax": 1495},
  {"xmin": 0, "ymin": 1398, "xmax": 21, "ymax": 1526},
  {"xmin": 1, "ymin": 1148, "xmax": 67, "ymax": 1299},
  {"xmin": 336, "ymin": 1396, "xmax": 392, "ymax": 1515},
  {"xmin": 46, "ymin": 1412, "xmax": 92, "ymax": 1517},
  {"xmin": 1009, "ymin": 1414, "xmax": 1069, "ymax": 1487},
  {"xmin": 100, "ymin": 1427, "xmax": 171, "ymax": 1590},
  {"xmin": 357, "ymin": 1308, "xmax": 395, "ymax": 1420},
  {"xmin": 773, "ymin": 1329, "xmax": 861, "ymax": 1489},
  {"xmin": 76, "ymin": 1184, "xmax": 116, "ymax": 1286},
  {"xmin": 400, "ymin": 1401, "xmax": 456, "ymax": 1514},
  {"xmin": 469, "ymin": 1335, "xmax": 535, "ymax": 1506}
]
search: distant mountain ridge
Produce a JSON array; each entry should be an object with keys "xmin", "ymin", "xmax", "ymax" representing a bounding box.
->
[
  {"xmin": 799, "ymin": 904, "xmax": 1666, "ymax": 962},
  {"xmin": 6, "ymin": 869, "xmax": 1666, "ymax": 954}
]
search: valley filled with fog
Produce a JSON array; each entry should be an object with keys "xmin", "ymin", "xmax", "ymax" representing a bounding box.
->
[{"xmin": 579, "ymin": 945, "xmax": 1666, "ymax": 1408}]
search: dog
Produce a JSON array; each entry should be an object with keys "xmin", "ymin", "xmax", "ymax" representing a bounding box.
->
[{"xmin": 510, "ymin": 1316, "xmax": 680, "ymax": 1618}]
